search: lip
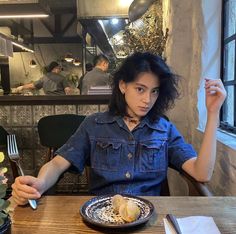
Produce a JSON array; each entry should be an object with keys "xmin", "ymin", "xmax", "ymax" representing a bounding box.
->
[{"xmin": 139, "ymin": 107, "xmax": 149, "ymax": 112}]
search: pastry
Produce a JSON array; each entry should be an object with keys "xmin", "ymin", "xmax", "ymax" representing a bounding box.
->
[{"xmin": 111, "ymin": 194, "xmax": 140, "ymax": 222}]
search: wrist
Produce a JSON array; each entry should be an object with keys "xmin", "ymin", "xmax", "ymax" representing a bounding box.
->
[
  {"xmin": 206, "ymin": 112, "xmax": 220, "ymax": 127},
  {"xmin": 37, "ymin": 177, "xmax": 47, "ymax": 195},
  {"xmin": 207, "ymin": 110, "xmax": 220, "ymax": 117}
]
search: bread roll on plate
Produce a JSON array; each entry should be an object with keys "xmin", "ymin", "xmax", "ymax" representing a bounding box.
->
[{"xmin": 112, "ymin": 194, "xmax": 140, "ymax": 222}]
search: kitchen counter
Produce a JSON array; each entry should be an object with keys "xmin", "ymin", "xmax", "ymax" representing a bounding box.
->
[{"xmin": 0, "ymin": 94, "xmax": 111, "ymax": 105}]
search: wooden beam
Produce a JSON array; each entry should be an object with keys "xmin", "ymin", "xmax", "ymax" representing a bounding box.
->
[
  {"xmin": 2, "ymin": 19, "xmax": 32, "ymax": 36},
  {"xmin": 54, "ymin": 14, "xmax": 61, "ymax": 37},
  {"xmin": 32, "ymin": 36, "xmax": 82, "ymax": 44},
  {"xmin": 61, "ymin": 15, "xmax": 77, "ymax": 36},
  {"xmin": 40, "ymin": 18, "xmax": 54, "ymax": 36}
]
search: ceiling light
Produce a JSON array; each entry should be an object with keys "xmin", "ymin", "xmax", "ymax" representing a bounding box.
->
[
  {"xmin": 12, "ymin": 41, "xmax": 34, "ymax": 53},
  {"xmin": 73, "ymin": 59, "xmax": 81, "ymax": 66},
  {"xmin": 29, "ymin": 59, "xmax": 37, "ymax": 68},
  {"xmin": 0, "ymin": 14, "xmax": 48, "ymax": 19},
  {"xmin": 111, "ymin": 18, "xmax": 119, "ymax": 25},
  {"xmin": 119, "ymin": 0, "xmax": 133, "ymax": 7},
  {"xmin": 128, "ymin": 0, "xmax": 156, "ymax": 22},
  {"xmin": 0, "ymin": 2, "xmax": 50, "ymax": 19},
  {"xmin": 64, "ymin": 53, "xmax": 73, "ymax": 62}
]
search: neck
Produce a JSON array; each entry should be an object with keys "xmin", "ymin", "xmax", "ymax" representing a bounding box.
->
[
  {"xmin": 96, "ymin": 65, "xmax": 105, "ymax": 72},
  {"xmin": 123, "ymin": 116, "xmax": 140, "ymax": 125}
]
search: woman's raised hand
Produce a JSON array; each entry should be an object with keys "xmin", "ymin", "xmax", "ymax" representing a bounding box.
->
[{"xmin": 205, "ymin": 78, "xmax": 227, "ymax": 113}]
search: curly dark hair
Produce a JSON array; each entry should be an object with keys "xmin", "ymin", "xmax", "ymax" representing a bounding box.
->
[{"xmin": 108, "ymin": 52, "xmax": 180, "ymax": 120}]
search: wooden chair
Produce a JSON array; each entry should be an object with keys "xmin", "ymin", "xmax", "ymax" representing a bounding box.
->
[{"xmin": 161, "ymin": 167, "xmax": 213, "ymax": 196}]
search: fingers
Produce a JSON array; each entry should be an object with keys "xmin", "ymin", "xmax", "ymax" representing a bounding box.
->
[
  {"xmin": 205, "ymin": 78, "xmax": 222, "ymax": 88},
  {"xmin": 18, "ymin": 175, "xmax": 39, "ymax": 188},
  {"xmin": 205, "ymin": 78, "xmax": 226, "ymax": 96},
  {"xmin": 11, "ymin": 176, "xmax": 41, "ymax": 206},
  {"xmin": 11, "ymin": 189, "xmax": 29, "ymax": 206}
]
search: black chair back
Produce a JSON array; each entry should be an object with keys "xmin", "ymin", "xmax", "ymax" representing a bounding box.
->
[
  {"xmin": 37, "ymin": 114, "xmax": 87, "ymax": 194},
  {"xmin": 0, "ymin": 126, "xmax": 8, "ymax": 146},
  {"xmin": 38, "ymin": 114, "xmax": 86, "ymax": 162},
  {"xmin": 38, "ymin": 114, "xmax": 86, "ymax": 149}
]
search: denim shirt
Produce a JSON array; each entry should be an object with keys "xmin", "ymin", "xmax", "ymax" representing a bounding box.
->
[{"xmin": 56, "ymin": 112, "xmax": 197, "ymax": 196}]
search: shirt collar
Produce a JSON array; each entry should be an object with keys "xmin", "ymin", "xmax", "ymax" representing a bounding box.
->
[
  {"xmin": 95, "ymin": 112, "xmax": 167, "ymax": 132},
  {"xmin": 95, "ymin": 112, "xmax": 120, "ymax": 124},
  {"xmin": 138, "ymin": 116, "xmax": 166, "ymax": 131},
  {"xmin": 93, "ymin": 67, "xmax": 104, "ymax": 73}
]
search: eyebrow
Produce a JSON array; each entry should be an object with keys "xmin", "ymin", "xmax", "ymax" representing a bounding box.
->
[{"xmin": 135, "ymin": 82, "xmax": 160, "ymax": 89}]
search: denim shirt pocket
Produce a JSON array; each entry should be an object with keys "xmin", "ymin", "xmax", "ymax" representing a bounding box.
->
[
  {"xmin": 139, "ymin": 139, "xmax": 167, "ymax": 172},
  {"xmin": 91, "ymin": 139, "xmax": 122, "ymax": 171}
]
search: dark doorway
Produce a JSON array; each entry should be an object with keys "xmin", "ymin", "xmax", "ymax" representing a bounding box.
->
[{"xmin": 0, "ymin": 58, "xmax": 10, "ymax": 95}]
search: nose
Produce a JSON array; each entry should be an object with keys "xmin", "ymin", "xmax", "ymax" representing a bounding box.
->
[{"xmin": 142, "ymin": 92, "xmax": 151, "ymax": 104}]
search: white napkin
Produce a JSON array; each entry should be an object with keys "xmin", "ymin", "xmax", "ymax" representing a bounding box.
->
[{"xmin": 164, "ymin": 216, "xmax": 221, "ymax": 234}]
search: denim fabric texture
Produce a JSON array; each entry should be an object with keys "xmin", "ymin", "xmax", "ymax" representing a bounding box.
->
[{"xmin": 56, "ymin": 112, "xmax": 197, "ymax": 196}]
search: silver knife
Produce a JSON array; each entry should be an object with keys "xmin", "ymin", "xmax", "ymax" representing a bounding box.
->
[{"xmin": 166, "ymin": 214, "xmax": 182, "ymax": 234}]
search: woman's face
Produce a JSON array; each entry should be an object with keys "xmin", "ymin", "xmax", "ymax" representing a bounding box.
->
[{"xmin": 119, "ymin": 72, "xmax": 160, "ymax": 120}]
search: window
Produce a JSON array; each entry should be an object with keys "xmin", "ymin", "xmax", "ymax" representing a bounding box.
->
[{"xmin": 221, "ymin": 0, "xmax": 236, "ymax": 134}]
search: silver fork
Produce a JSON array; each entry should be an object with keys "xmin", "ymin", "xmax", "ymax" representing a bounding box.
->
[{"xmin": 7, "ymin": 134, "xmax": 37, "ymax": 210}]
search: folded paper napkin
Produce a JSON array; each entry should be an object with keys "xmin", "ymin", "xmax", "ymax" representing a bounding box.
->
[{"xmin": 164, "ymin": 216, "xmax": 221, "ymax": 234}]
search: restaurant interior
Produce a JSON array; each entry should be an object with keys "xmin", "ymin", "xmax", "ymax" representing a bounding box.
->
[
  {"xmin": 0, "ymin": 0, "xmax": 236, "ymax": 234},
  {"xmin": 0, "ymin": 0, "xmax": 236, "ymax": 232}
]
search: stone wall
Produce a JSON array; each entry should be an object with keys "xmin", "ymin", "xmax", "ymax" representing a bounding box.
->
[{"xmin": 165, "ymin": 0, "xmax": 236, "ymax": 195}]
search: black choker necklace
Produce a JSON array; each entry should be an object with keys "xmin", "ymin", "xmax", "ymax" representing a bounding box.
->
[{"xmin": 124, "ymin": 116, "xmax": 140, "ymax": 125}]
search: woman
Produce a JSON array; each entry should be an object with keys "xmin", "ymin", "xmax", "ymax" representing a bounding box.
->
[{"xmin": 12, "ymin": 52, "xmax": 226, "ymax": 205}]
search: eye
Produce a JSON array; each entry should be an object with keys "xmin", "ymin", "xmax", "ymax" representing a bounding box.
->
[
  {"xmin": 152, "ymin": 88, "xmax": 160, "ymax": 95},
  {"xmin": 136, "ymin": 87, "xmax": 144, "ymax": 93}
]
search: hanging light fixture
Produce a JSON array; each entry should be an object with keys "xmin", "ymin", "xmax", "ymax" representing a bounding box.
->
[
  {"xmin": 128, "ymin": 0, "xmax": 156, "ymax": 22},
  {"xmin": 73, "ymin": 58, "xmax": 81, "ymax": 66},
  {"xmin": 64, "ymin": 53, "xmax": 73, "ymax": 62},
  {"xmin": 29, "ymin": 59, "xmax": 37, "ymax": 68}
]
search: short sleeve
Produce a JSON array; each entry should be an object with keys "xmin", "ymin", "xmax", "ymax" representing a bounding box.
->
[
  {"xmin": 34, "ymin": 78, "xmax": 44, "ymax": 89},
  {"xmin": 62, "ymin": 78, "xmax": 70, "ymax": 89},
  {"xmin": 55, "ymin": 118, "xmax": 90, "ymax": 174},
  {"xmin": 168, "ymin": 123, "xmax": 197, "ymax": 171}
]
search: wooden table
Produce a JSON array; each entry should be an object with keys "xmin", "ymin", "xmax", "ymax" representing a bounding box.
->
[{"xmin": 10, "ymin": 196, "xmax": 236, "ymax": 234}]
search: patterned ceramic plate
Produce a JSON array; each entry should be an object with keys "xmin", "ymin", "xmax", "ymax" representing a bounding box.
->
[{"xmin": 80, "ymin": 194, "xmax": 155, "ymax": 228}]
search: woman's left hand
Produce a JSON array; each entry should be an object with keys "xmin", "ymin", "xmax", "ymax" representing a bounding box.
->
[{"xmin": 205, "ymin": 78, "xmax": 227, "ymax": 113}]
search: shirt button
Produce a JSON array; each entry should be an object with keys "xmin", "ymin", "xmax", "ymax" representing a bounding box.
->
[
  {"xmin": 125, "ymin": 172, "xmax": 131, "ymax": 179},
  {"xmin": 127, "ymin": 153, "xmax": 133, "ymax": 159},
  {"xmin": 128, "ymin": 135, "xmax": 133, "ymax": 141}
]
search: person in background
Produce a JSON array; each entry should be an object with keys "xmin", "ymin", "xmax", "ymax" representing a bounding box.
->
[
  {"xmin": 11, "ymin": 52, "xmax": 226, "ymax": 205},
  {"xmin": 15, "ymin": 61, "xmax": 72, "ymax": 95},
  {"xmin": 77, "ymin": 63, "xmax": 93, "ymax": 93},
  {"xmin": 81, "ymin": 54, "xmax": 110, "ymax": 94}
]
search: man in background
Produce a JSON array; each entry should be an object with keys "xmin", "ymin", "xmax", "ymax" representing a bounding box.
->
[
  {"xmin": 15, "ymin": 61, "xmax": 72, "ymax": 95},
  {"xmin": 81, "ymin": 54, "xmax": 110, "ymax": 94},
  {"xmin": 78, "ymin": 63, "xmax": 93, "ymax": 93}
]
